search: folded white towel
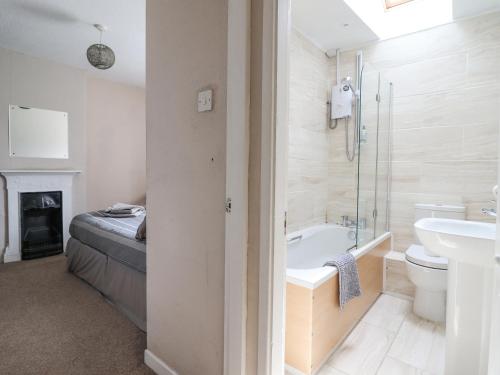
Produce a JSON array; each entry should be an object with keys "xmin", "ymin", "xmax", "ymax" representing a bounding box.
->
[
  {"xmin": 107, "ymin": 202, "xmax": 144, "ymax": 211},
  {"xmin": 105, "ymin": 202, "xmax": 145, "ymax": 216}
]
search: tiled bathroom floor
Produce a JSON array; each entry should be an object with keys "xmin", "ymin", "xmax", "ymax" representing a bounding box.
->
[{"xmin": 288, "ymin": 294, "xmax": 446, "ymax": 375}]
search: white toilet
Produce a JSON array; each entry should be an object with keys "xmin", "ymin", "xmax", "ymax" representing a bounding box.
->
[{"xmin": 405, "ymin": 203, "xmax": 466, "ymax": 322}]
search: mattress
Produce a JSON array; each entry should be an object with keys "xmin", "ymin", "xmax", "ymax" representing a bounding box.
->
[
  {"xmin": 69, "ymin": 211, "xmax": 146, "ymax": 273},
  {"xmin": 66, "ymin": 237, "xmax": 146, "ymax": 331}
]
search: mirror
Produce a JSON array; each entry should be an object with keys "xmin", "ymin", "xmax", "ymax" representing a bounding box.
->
[{"xmin": 9, "ymin": 105, "xmax": 69, "ymax": 159}]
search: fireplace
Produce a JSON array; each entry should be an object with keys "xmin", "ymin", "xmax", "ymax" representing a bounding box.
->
[
  {"xmin": 20, "ymin": 191, "xmax": 64, "ymax": 260},
  {"xmin": 1, "ymin": 170, "xmax": 79, "ymax": 263}
]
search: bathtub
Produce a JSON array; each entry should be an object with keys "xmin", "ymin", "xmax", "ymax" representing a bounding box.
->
[{"xmin": 285, "ymin": 224, "xmax": 391, "ymax": 375}]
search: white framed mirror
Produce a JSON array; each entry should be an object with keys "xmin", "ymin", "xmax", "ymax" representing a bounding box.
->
[{"xmin": 9, "ymin": 105, "xmax": 69, "ymax": 159}]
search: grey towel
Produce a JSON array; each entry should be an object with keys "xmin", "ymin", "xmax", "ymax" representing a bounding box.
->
[{"xmin": 324, "ymin": 252, "xmax": 361, "ymax": 309}]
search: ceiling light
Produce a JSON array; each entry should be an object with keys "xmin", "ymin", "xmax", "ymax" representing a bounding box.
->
[{"xmin": 87, "ymin": 24, "xmax": 115, "ymax": 70}]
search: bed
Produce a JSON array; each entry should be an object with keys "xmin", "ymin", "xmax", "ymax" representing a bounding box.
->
[{"xmin": 65, "ymin": 211, "xmax": 146, "ymax": 331}]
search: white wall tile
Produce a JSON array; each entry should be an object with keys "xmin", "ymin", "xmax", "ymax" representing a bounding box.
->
[
  {"xmin": 463, "ymin": 123, "xmax": 499, "ymax": 161},
  {"xmin": 393, "ymin": 85, "xmax": 500, "ymax": 130},
  {"xmin": 392, "ymin": 126, "xmax": 463, "ymax": 162},
  {"xmin": 382, "ymin": 53, "xmax": 467, "ymax": 98},
  {"xmin": 287, "ymin": 29, "xmax": 333, "ymax": 231}
]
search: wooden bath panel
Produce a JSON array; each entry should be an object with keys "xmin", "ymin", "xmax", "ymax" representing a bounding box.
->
[{"xmin": 285, "ymin": 237, "xmax": 390, "ymax": 375}]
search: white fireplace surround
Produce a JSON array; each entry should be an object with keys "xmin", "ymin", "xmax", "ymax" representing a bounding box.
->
[{"xmin": 1, "ymin": 170, "xmax": 81, "ymax": 263}]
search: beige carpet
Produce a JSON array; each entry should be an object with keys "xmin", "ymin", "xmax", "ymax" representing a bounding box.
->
[{"xmin": 0, "ymin": 255, "xmax": 154, "ymax": 375}]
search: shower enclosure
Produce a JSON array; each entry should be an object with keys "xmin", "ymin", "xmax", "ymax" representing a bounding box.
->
[
  {"xmin": 357, "ymin": 66, "xmax": 392, "ymax": 247},
  {"xmin": 330, "ymin": 60, "xmax": 393, "ymax": 250}
]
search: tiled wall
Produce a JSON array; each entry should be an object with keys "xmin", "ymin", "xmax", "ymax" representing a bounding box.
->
[
  {"xmin": 287, "ymin": 29, "xmax": 335, "ymax": 232},
  {"xmin": 287, "ymin": 29, "xmax": 375, "ymax": 234},
  {"xmin": 289, "ymin": 12, "xmax": 500, "ymax": 252},
  {"xmin": 349, "ymin": 13, "xmax": 499, "ymax": 298},
  {"xmin": 357, "ymin": 12, "xmax": 500, "ymax": 252}
]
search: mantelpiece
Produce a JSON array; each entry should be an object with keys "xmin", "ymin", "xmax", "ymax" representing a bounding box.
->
[
  {"xmin": 0, "ymin": 170, "xmax": 81, "ymax": 262},
  {"xmin": 0, "ymin": 170, "xmax": 82, "ymax": 174}
]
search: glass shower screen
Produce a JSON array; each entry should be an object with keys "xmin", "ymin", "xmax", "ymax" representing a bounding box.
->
[{"xmin": 355, "ymin": 67, "xmax": 392, "ymax": 248}]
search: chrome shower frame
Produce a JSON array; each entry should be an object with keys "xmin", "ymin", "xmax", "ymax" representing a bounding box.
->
[{"xmin": 345, "ymin": 50, "xmax": 363, "ymax": 162}]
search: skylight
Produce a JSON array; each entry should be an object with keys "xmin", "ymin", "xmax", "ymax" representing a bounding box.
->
[
  {"xmin": 384, "ymin": 0, "xmax": 414, "ymax": 9},
  {"xmin": 344, "ymin": 0, "xmax": 453, "ymax": 40}
]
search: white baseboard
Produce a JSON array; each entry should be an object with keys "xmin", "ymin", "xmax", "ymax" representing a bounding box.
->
[
  {"xmin": 144, "ymin": 349, "xmax": 178, "ymax": 375},
  {"xmin": 3, "ymin": 247, "xmax": 20, "ymax": 263}
]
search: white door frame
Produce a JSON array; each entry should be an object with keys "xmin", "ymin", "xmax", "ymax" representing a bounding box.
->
[
  {"xmin": 224, "ymin": 0, "xmax": 251, "ymax": 373},
  {"xmin": 224, "ymin": 0, "xmax": 291, "ymax": 372},
  {"xmin": 487, "ymin": 120, "xmax": 500, "ymax": 374},
  {"xmin": 256, "ymin": 0, "xmax": 290, "ymax": 374}
]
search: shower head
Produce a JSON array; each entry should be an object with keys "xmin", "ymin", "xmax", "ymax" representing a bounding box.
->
[{"xmin": 341, "ymin": 76, "xmax": 356, "ymax": 93}]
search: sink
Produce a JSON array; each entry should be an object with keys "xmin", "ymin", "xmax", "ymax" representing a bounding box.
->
[
  {"xmin": 415, "ymin": 218, "xmax": 495, "ymax": 267},
  {"xmin": 414, "ymin": 218, "xmax": 496, "ymax": 375}
]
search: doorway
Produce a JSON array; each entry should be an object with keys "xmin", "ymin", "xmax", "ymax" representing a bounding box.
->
[{"xmin": 257, "ymin": 1, "xmax": 395, "ymax": 374}]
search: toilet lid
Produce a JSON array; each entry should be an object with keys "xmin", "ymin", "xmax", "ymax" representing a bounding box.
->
[{"xmin": 405, "ymin": 244, "xmax": 448, "ymax": 270}]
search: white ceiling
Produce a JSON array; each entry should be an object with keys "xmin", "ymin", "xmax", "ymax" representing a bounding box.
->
[
  {"xmin": 1, "ymin": 0, "xmax": 497, "ymax": 86},
  {"xmin": 453, "ymin": 0, "xmax": 500, "ymax": 18},
  {"xmin": 291, "ymin": 0, "xmax": 378, "ymax": 53},
  {"xmin": 292, "ymin": 0, "xmax": 500, "ymax": 54},
  {"xmin": 0, "ymin": 0, "xmax": 145, "ymax": 87}
]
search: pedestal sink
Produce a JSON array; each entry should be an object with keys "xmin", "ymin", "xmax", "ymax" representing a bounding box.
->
[{"xmin": 415, "ymin": 218, "xmax": 496, "ymax": 375}]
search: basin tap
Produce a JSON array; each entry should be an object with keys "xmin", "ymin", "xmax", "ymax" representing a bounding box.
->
[
  {"xmin": 340, "ymin": 215, "xmax": 350, "ymax": 227},
  {"xmin": 481, "ymin": 199, "xmax": 497, "ymax": 217},
  {"xmin": 481, "ymin": 207, "xmax": 497, "ymax": 217},
  {"xmin": 339, "ymin": 215, "xmax": 366, "ymax": 229}
]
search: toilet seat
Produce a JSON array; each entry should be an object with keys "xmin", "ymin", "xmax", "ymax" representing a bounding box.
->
[{"xmin": 405, "ymin": 244, "xmax": 448, "ymax": 270}]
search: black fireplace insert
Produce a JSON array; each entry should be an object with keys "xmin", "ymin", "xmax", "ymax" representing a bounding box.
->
[{"xmin": 20, "ymin": 191, "xmax": 63, "ymax": 260}]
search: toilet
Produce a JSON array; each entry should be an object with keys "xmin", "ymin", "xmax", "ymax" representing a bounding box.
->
[{"xmin": 405, "ymin": 203, "xmax": 466, "ymax": 322}]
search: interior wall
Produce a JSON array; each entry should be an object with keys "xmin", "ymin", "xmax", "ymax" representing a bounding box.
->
[
  {"xmin": 0, "ymin": 46, "xmax": 147, "ymax": 260},
  {"xmin": 358, "ymin": 12, "xmax": 500, "ymax": 252},
  {"xmin": 292, "ymin": 12, "xmax": 499, "ymax": 252},
  {"xmin": 287, "ymin": 29, "xmax": 335, "ymax": 233},
  {"xmin": 146, "ymin": 0, "xmax": 227, "ymax": 374},
  {"xmin": 0, "ymin": 47, "xmax": 87, "ymax": 255},
  {"xmin": 287, "ymin": 29, "xmax": 382, "ymax": 239},
  {"xmin": 86, "ymin": 77, "xmax": 146, "ymax": 211},
  {"xmin": 246, "ymin": 0, "xmax": 264, "ymax": 372}
]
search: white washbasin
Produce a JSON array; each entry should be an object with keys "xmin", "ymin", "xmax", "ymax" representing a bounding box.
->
[
  {"xmin": 415, "ymin": 217, "xmax": 497, "ymax": 375},
  {"xmin": 415, "ymin": 218, "xmax": 495, "ymax": 267}
]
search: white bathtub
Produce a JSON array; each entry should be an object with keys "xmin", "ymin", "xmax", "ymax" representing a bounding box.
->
[{"xmin": 286, "ymin": 224, "xmax": 391, "ymax": 289}]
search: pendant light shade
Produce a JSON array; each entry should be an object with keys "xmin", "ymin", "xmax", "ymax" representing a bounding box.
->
[
  {"xmin": 87, "ymin": 24, "xmax": 115, "ymax": 70},
  {"xmin": 87, "ymin": 43, "xmax": 115, "ymax": 69}
]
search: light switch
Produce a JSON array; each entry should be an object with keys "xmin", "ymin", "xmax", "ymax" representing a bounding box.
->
[{"xmin": 197, "ymin": 89, "xmax": 213, "ymax": 112}]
